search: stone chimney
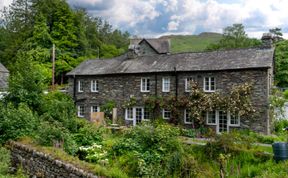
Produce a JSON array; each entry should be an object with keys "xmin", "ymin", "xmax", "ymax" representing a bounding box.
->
[{"xmin": 261, "ymin": 33, "xmax": 273, "ymax": 48}]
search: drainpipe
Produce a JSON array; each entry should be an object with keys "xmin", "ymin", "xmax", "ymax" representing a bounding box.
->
[
  {"xmin": 73, "ymin": 75, "xmax": 76, "ymax": 102},
  {"xmin": 174, "ymin": 67, "xmax": 178, "ymax": 99},
  {"xmin": 155, "ymin": 73, "xmax": 158, "ymax": 97}
]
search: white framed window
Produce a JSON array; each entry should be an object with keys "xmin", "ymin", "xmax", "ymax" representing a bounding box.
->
[
  {"xmin": 141, "ymin": 78, "xmax": 150, "ymax": 92},
  {"xmin": 125, "ymin": 107, "xmax": 150, "ymax": 121},
  {"xmin": 162, "ymin": 109, "xmax": 171, "ymax": 120},
  {"xmin": 206, "ymin": 111, "xmax": 217, "ymax": 125},
  {"xmin": 91, "ymin": 105, "xmax": 100, "ymax": 113},
  {"xmin": 125, "ymin": 108, "xmax": 133, "ymax": 120},
  {"xmin": 184, "ymin": 109, "xmax": 193, "ymax": 124},
  {"xmin": 91, "ymin": 80, "xmax": 99, "ymax": 92},
  {"xmin": 229, "ymin": 112, "xmax": 240, "ymax": 126},
  {"xmin": 77, "ymin": 105, "xmax": 84, "ymax": 117},
  {"xmin": 78, "ymin": 80, "xmax": 84, "ymax": 92},
  {"xmin": 162, "ymin": 77, "xmax": 170, "ymax": 92},
  {"xmin": 204, "ymin": 77, "xmax": 215, "ymax": 92},
  {"xmin": 185, "ymin": 77, "xmax": 194, "ymax": 92}
]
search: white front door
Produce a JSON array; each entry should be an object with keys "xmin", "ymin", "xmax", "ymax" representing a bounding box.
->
[{"xmin": 217, "ymin": 111, "xmax": 229, "ymax": 133}]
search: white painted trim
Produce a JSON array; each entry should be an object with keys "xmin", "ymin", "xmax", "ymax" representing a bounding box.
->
[
  {"xmin": 228, "ymin": 112, "xmax": 241, "ymax": 127},
  {"xmin": 184, "ymin": 109, "xmax": 193, "ymax": 124},
  {"xmin": 90, "ymin": 105, "xmax": 100, "ymax": 113},
  {"xmin": 162, "ymin": 77, "xmax": 170, "ymax": 92},
  {"xmin": 162, "ymin": 109, "xmax": 171, "ymax": 120},
  {"xmin": 78, "ymin": 80, "xmax": 83, "ymax": 92},
  {"xmin": 141, "ymin": 78, "xmax": 150, "ymax": 92},
  {"xmin": 77, "ymin": 105, "xmax": 84, "ymax": 117},
  {"xmin": 206, "ymin": 111, "xmax": 217, "ymax": 125},
  {"xmin": 125, "ymin": 108, "xmax": 134, "ymax": 121},
  {"xmin": 185, "ymin": 77, "xmax": 193, "ymax": 92},
  {"xmin": 91, "ymin": 80, "xmax": 99, "ymax": 92},
  {"xmin": 203, "ymin": 77, "xmax": 216, "ymax": 93}
]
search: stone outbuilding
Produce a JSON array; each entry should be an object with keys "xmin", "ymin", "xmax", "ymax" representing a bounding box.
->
[{"xmin": 67, "ymin": 37, "xmax": 274, "ymax": 134}]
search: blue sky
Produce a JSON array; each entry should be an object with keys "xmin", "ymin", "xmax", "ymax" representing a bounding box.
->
[{"xmin": 1, "ymin": 0, "xmax": 288, "ymax": 38}]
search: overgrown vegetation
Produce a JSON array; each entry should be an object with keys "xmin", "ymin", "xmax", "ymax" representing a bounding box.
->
[{"xmin": 0, "ymin": 0, "xmax": 129, "ymax": 85}]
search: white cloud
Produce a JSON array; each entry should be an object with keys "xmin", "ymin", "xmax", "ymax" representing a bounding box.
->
[
  {"xmin": 2, "ymin": 0, "xmax": 288, "ymax": 38},
  {"xmin": 167, "ymin": 20, "xmax": 179, "ymax": 31}
]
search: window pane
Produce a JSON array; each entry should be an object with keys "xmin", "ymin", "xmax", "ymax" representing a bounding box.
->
[
  {"xmin": 146, "ymin": 79, "xmax": 150, "ymax": 91},
  {"xmin": 144, "ymin": 108, "xmax": 150, "ymax": 120},
  {"xmin": 78, "ymin": 106, "xmax": 84, "ymax": 117},
  {"xmin": 230, "ymin": 113, "xmax": 239, "ymax": 125},
  {"xmin": 163, "ymin": 78, "xmax": 170, "ymax": 92},
  {"xmin": 186, "ymin": 77, "xmax": 193, "ymax": 91},
  {"xmin": 126, "ymin": 108, "xmax": 133, "ymax": 119},
  {"xmin": 185, "ymin": 109, "xmax": 193, "ymax": 123},
  {"xmin": 79, "ymin": 80, "xmax": 83, "ymax": 92},
  {"xmin": 163, "ymin": 109, "xmax": 171, "ymax": 119},
  {"xmin": 91, "ymin": 106, "xmax": 99, "ymax": 112},
  {"xmin": 207, "ymin": 111, "xmax": 216, "ymax": 124}
]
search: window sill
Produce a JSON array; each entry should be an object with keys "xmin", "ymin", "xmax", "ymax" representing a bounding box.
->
[
  {"xmin": 184, "ymin": 122, "xmax": 193, "ymax": 124},
  {"xmin": 141, "ymin": 91, "xmax": 150, "ymax": 93},
  {"xmin": 91, "ymin": 91, "xmax": 99, "ymax": 93},
  {"xmin": 206, "ymin": 123, "xmax": 217, "ymax": 126},
  {"xmin": 203, "ymin": 90, "xmax": 215, "ymax": 93}
]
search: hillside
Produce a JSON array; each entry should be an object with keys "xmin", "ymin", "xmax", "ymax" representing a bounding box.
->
[{"xmin": 161, "ymin": 32, "xmax": 222, "ymax": 53}]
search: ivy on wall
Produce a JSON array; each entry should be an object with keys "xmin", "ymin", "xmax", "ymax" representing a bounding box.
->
[{"xmin": 123, "ymin": 82, "xmax": 256, "ymax": 126}]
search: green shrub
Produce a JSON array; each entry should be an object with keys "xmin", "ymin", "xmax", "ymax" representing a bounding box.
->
[
  {"xmin": 72, "ymin": 120, "xmax": 104, "ymax": 146},
  {"xmin": 36, "ymin": 122, "xmax": 78, "ymax": 155},
  {"xmin": 111, "ymin": 122, "xmax": 198, "ymax": 177},
  {"xmin": 274, "ymin": 119, "xmax": 288, "ymax": 133},
  {"xmin": 39, "ymin": 91, "xmax": 78, "ymax": 132},
  {"xmin": 0, "ymin": 103, "xmax": 39, "ymax": 144}
]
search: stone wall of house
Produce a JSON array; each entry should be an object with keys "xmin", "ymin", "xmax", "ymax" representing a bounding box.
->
[
  {"xmin": 68, "ymin": 68, "xmax": 270, "ymax": 134},
  {"xmin": 7, "ymin": 141, "xmax": 98, "ymax": 178}
]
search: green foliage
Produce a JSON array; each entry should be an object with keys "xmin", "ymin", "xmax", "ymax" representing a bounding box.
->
[
  {"xmin": 39, "ymin": 91, "xmax": 77, "ymax": 132},
  {"xmin": 78, "ymin": 144, "xmax": 108, "ymax": 164},
  {"xmin": 0, "ymin": 103, "xmax": 39, "ymax": 144},
  {"xmin": 274, "ymin": 119, "xmax": 288, "ymax": 133},
  {"xmin": 111, "ymin": 123, "xmax": 197, "ymax": 177},
  {"xmin": 72, "ymin": 121, "xmax": 104, "ymax": 146},
  {"xmin": 4, "ymin": 54, "xmax": 46, "ymax": 111},
  {"xmin": 0, "ymin": 0, "xmax": 129, "ymax": 84},
  {"xmin": 206, "ymin": 24, "xmax": 262, "ymax": 51},
  {"xmin": 36, "ymin": 122, "xmax": 78, "ymax": 155},
  {"xmin": 100, "ymin": 100, "xmax": 116, "ymax": 119},
  {"xmin": 275, "ymin": 40, "xmax": 288, "ymax": 87}
]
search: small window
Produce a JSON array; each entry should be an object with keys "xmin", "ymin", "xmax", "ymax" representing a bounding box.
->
[
  {"xmin": 78, "ymin": 80, "xmax": 84, "ymax": 92},
  {"xmin": 185, "ymin": 77, "xmax": 194, "ymax": 92},
  {"xmin": 91, "ymin": 106, "xmax": 100, "ymax": 113},
  {"xmin": 141, "ymin": 78, "xmax": 150, "ymax": 92},
  {"xmin": 162, "ymin": 109, "xmax": 171, "ymax": 120},
  {"xmin": 126, "ymin": 108, "xmax": 133, "ymax": 120},
  {"xmin": 77, "ymin": 105, "xmax": 84, "ymax": 117},
  {"xmin": 204, "ymin": 77, "xmax": 215, "ymax": 92},
  {"xmin": 162, "ymin": 77, "xmax": 170, "ymax": 92},
  {"xmin": 230, "ymin": 113, "xmax": 240, "ymax": 126},
  {"xmin": 143, "ymin": 108, "xmax": 150, "ymax": 120},
  {"xmin": 91, "ymin": 80, "xmax": 99, "ymax": 92},
  {"xmin": 206, "ymin": 111, "xmax": 216, "ymax": 125},
  {"xmin": 184, "ymin": 109, "xmax": 193, "ymax": 124}
]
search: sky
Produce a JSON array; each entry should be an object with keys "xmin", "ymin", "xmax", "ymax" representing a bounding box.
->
[{"xmin": 1, "ymin": 0, "xmax": 288, "ymax": 38}]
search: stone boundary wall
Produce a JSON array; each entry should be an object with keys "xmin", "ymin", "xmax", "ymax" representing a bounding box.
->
[{"xmin": 7, "ymin": 141, "xmax": 98, "ymax": 178}]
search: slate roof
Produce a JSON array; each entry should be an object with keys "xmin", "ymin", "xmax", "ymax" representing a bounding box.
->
[
  {"xmin": 67, "ymin": 48, "xmax": 274, "ymax": 76},
  {"xmin": 0, "ymin": 63, "xmax": 8, "ymax": 73},
  {"xmin": 0, "ymin": 63, "xmax": 9, "ymax": 89},
  {"xmin": 130, "ymin": 38, "xmax": 170, "ymax": 54}
]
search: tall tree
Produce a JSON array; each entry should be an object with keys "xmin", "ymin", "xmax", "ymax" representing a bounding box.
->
[{"xmin": 206, "ymin": 24, "xmax": 261, "ymax": 50}]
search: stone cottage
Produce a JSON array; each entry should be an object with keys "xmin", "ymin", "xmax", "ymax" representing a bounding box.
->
[
  {"xmin": 0, "ymin": 63, "xmax": 9, "ymax": 91},
  {"xmin": 67, "ymin": 36, "xmax": 274, "ymax": 134}
]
